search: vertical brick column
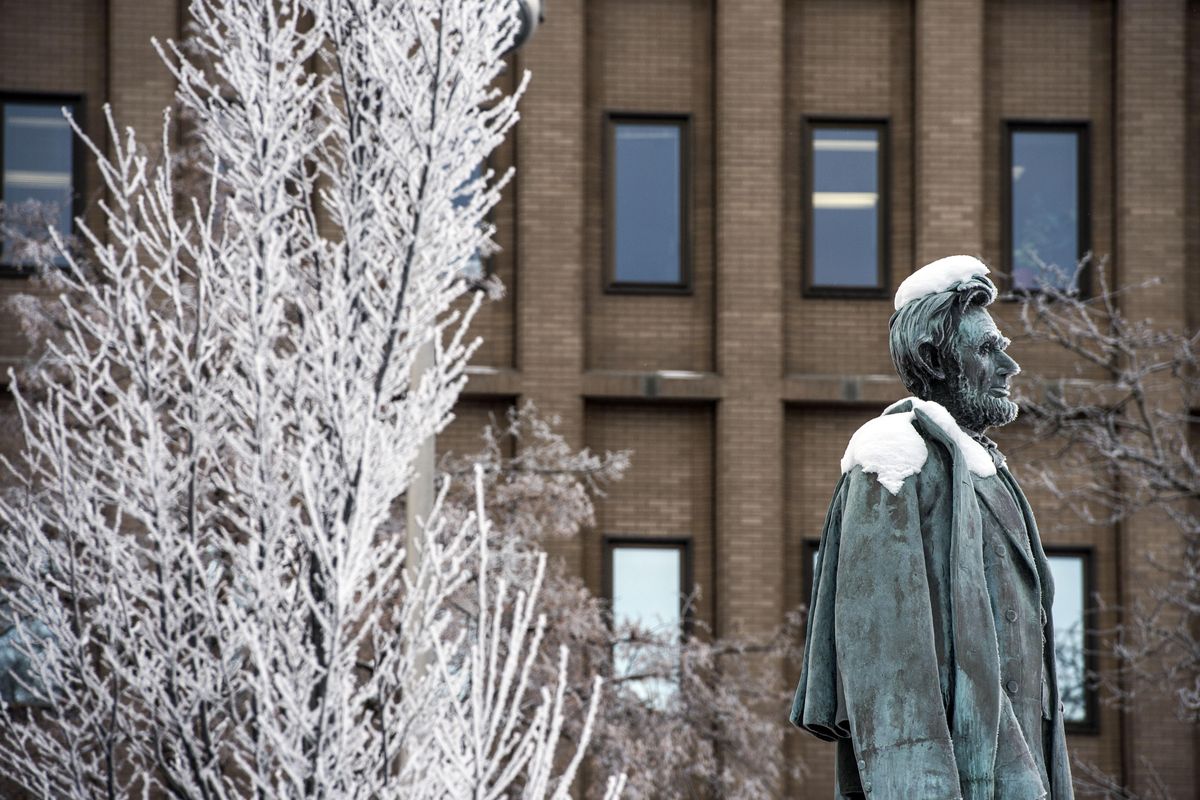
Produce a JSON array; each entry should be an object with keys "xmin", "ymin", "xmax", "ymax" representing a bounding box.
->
[
  {"xmin": 106, "ymin": 0, "xmax": 179, "ymax": 152},
  {"xmin": 714, "ymin": 0, "xmax": 785, "ymax": 642},
  {"xmin": 914, "ymin": 0, "xmax": 985, "ymax": 264},
  {"xmin": 515, "ymin": 1, "xmax": 586, "ymax": 573},
  {"xmin": 1114, "ymin": 1, "xmax": 1195, "ymax": 795}
]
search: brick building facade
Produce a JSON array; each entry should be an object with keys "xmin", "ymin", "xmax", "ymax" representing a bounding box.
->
[{"xmin": 1, "ymin": 0, "xmax": 1198, "ymax": 796}]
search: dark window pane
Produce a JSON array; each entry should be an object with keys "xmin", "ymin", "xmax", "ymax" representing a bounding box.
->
[
  {"xmin": 811, "ymin": 127, "xmax": 880, "ymax": 288},
  {"xmin": 613, "ymin": 123, "xmax": 682, "ymax": 284},
  {"xmin": 1011, "ymin": 130, "xmax": 1080, "ymax": 291},
  {"xmin": 611, "ymin": 544, "xmax": 682, "ymax": 705},
  {"xmin": 2, "ymin": 102, "xmax": 74, "ymax": 264},
  {"xmin": 1047, "ymin": 554, "xmax": 1087, "ymax": 724}
]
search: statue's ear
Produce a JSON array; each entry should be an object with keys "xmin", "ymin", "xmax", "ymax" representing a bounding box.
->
[{"xmin": 918, "ymin": 341, "xmax": 946, "ymax": 383}]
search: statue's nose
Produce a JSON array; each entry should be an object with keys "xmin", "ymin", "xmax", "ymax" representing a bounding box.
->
[{"xmin": 997, "ymin": 352, "xmax": 1020, "ymax": 376}]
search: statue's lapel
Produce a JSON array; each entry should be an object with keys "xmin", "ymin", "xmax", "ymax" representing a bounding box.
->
[
  {"xmin": 998, "ymin": 466, "xmax": 1055, "ymax": 606},
  {"xmin": 973, "ymin": 474, "xmax": 1039, "ymax": 580}
]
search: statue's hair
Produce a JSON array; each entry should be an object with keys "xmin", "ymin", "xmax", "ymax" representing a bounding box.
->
[{"xmin": 888, "ymin": 275, "xmax": 998, "ymax": 400}]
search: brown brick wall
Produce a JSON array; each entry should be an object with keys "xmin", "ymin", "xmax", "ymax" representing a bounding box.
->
[
  {"xmin": 584, "ymin": 0, "xmax": 715, "ymax": 373},
  {"xmin": 982, "ymin": 0, "xmax": 1116, "ymax": 382},
  {"xmin": 713, "ymin": 0, "xmax": 786, "ymax": 641},
  {"xmin": 515, "ymin": 0, "xmax": 588, "ymax": 575},
  {"xmin": 2, "ymin": 0, "xmax": 1197, "ymax": 796},
  {"xmin": 915, "ymin": 0, "xmax": 985, "ymax": 262},
  {"xmin": 0, "ymin": 0, "xmax": 108, "ymax": 368},
  {"xmin": 784, "ymin": 0, "xmax": 914, "ymax": 378},
  {"xmin": 437, "ymin": 397, "xmax": 516, "ymax": 462},
  {"xmin": 783, "ymin": 406, "xmax": 876, "ymax": 797},
  {"xmin": 1114, "ymin": 1, "xmax": 1194, "ymax": 794},
  {"xmin": 1187, "ymin": 0, "xmax": 1200, "ymax": 331},
  {"xmin": 583, "ymin": 401, "xmax": 716, "ymax": 625}
]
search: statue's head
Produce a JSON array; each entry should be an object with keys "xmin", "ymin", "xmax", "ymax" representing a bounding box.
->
[{"xmin": 889, "ymin": 256, "xmax": 1021, "ymax": 433}]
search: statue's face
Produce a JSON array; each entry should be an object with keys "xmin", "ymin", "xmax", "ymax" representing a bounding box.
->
[{"xmin": 943, "ymin": 306, "xmax": 1021, "ymax": 432}]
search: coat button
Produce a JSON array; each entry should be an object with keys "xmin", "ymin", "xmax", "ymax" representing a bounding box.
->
[
  {"xmin": 1006, "ymin": 679, "xmax": 1019, "ymax": 694},
  {"xmin": 857, "ymin": 759, "xmax": 866, "ymax": 771},
  {"xmin": 1005, "ymin": 608, "xmax": 1018, "ymax": 622},
  {"xmin": 863, "ymin": 781, "xmax": 872, "ymax": 793},
  {"xmin": 993, "ymin": 543, "xmax": 1007, "ymax": 558}
]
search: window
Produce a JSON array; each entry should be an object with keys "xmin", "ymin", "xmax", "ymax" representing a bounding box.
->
[
  {"xmin": 605, "ymin": 538, "xmax": 689, "ymax": 705},
  {"xmin": 1046, "ymin": 549, "xmax": 1095, "ymax": 731},
  {"xmin": 1006, "ymin": 123, "xmax": 1089, "ymax": 293},
  {"xmin": 804, "ymin": 120, "xmax": 888, "ymax": 295},
  {"xmin": 452, "ymin": 161, "xmax": 487, "ymax": 280},
  {"xmin": 606, "ymin": 115, "xmax": 689, "ymax": 291},
  {"xmin": 1, "ymin": 96, "xmax": 81, "ymax": 268}
]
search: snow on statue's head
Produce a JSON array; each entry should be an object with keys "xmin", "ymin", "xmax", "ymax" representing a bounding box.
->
[{"xmin": 889, "ymin": 255, "xmax": 1021, "ymax": 433}]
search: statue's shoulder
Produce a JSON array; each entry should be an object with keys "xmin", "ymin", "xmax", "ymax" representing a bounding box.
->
[
  {"xmin": 839, "ymin": 408, "xmax": 928, "ymax": 496},
  {"xmin": 839, "ymin": 398, "xmax": 996, "ymax": 495}
]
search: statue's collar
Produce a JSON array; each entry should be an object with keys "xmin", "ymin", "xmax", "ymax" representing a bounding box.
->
[{"xmin": 882, "ymin": 397, "xmax": 1004, "ymax": 474}]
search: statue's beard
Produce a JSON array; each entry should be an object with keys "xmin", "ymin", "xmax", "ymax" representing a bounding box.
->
[{"xmin": 944, "ymin": 370, "xmax": 1019, "ymax": 433}]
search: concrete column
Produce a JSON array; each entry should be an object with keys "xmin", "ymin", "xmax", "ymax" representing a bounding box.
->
[
  {"xmin": 1114, "ymin": 1, "xmax": 1194, "ymax": 795},
  {"xmin": 914, "ymin": 0, "xmax": 985, "ymax": 264},
  {"xmin": 713, "ymin": 0, "xmax": 785, "ymax": 642},
  {"xmin": 514, "ymin": 0, "xmax": 586, "ymax": 573}
]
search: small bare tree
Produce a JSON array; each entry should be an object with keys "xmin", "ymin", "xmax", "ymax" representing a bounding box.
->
[
  {"xmin": 0, "ymin": 1, "xmax": 621, "ymax": 797},
  {"xmin": 442, "ymin": 404, "xmax": 805, "ymax": 800}
]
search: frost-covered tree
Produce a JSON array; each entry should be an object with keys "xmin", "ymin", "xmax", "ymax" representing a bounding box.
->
[
  {"xmin": 441, "ymin": 405, "xmax": 805, "ymax": 799},
  {"xmin": 0, "ymin": 1, "xmax": 620, "ymax": 798}
]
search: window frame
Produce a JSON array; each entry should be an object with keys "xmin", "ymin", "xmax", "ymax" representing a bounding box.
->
[
  {"xmin": 603, "ymin": 112, "xmax": 692, "ymax": 295},
  {"xmin": 801, "ymin": 116, "xmax": 890, "ymax": 299},
  {"xmin": 0, "ymin": 92, "xmax": 85, "ymax": 275},
  {"xmin": 602, "ymin": 535, "xmax": 694, "ymax": 637},
  {"xmin": 454, "ymin": 156, "xmax": 498, "ymax": 286},
  {"xmin": 1001, "ymin": 120, "xmax": 1091, "ymax": 297},
  {"xmin": 1044, "ymin": 545, "xmax": 1099, "ymax": 735}
]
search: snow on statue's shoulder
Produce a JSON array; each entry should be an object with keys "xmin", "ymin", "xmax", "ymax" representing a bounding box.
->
[
  {"xmin": 894, "ymin": 255, "xmax": 989, "ymax": 311},
  {"xmin": 839, "ymin": 412, "xmax": 927, "ymax": 495},
  {"xmin": 840, "ymin": 397, "xmax": 997, "ymax": 495}
]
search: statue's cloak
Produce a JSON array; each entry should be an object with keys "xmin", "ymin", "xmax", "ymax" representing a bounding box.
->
[{"xmin": 790, "ymin": 399, "xmax": 1073, "ymax": 799}]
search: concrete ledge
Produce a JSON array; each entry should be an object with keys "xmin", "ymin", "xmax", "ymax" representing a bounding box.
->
[
  {"xmin": 581, "ymin": 370, "xmax": 723, "ymax": 402},
  {"xmin": 782, "ymin": 373, "xmax": 903, "ymax": 406},
  {"xmin": 462, "ymin": 366, "xmax": 522, "ymax": 398}
]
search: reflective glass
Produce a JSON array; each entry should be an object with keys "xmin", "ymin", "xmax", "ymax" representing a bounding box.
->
[
  {"xmin": 611, "ymin": 545, "xmax": 682, "ymax": 705},
  {"xmin": 811, "ymin": 127, "xmax": 880, "ymax": 288},
  {"xmin": 613, "ymin": 123, "xmax": 682, "ymax": 285},
  {"xmin": 1047, "ymin": 554, "xmax": 1087, "ymax": 724},
  {"xmin": 2, "ymin": 102, "xmax": 74, "ymax": 264},
  {"xmin": 452, "ymin": 162, "xmax": 485, "ymax": 279},
  {"xmin": 1011, "ymin": 130, "xmax": 1080, "ymax": 291}
]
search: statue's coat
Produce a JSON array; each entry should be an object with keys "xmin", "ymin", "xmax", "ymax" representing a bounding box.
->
[{"xmin": 790, "ymin": 401, "xmax": 1073, "ymax": 799}]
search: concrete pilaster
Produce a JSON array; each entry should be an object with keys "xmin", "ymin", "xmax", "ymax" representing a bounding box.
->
[
  {"xmin": 1114, "ymin": 1, "xmax": 1195, "ymax": 795},
  {"xmin": 514, "ymin": 0, "xmax": 586, "ymax": 573},
  {"xmin": 106, "ymin": 0, "xmax": 179, "ymax": 153},
  {"xmin": 914, "ymin": 0, "xmax": 985, "ymax": 264},
  {"xmin": 713, "ymin": 0, "xmax": 785, "ymax": 641}
]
